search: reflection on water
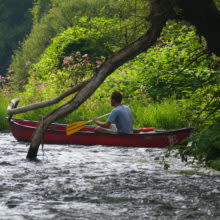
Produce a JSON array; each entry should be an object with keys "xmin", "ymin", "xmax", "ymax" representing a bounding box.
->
[{"xmin": 0, "ymin": 133, "xmax": 219, "ymax": 220}]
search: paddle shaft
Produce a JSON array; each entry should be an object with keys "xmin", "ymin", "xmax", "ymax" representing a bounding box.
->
[{"xmin": 87, "ymin": 113, "xmax": 110, "ymax": 123}]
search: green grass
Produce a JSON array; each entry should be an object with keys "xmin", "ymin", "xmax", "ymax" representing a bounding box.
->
[
  {"xmin": 0, "ymin": 95, "xmax": 10, "ymax": 131},
  {"xmin": 57, "ymin": 97, "xmax": 188, "ymax": 129},
  {"xmin": 55, "ymin": 97, "xmax": 189, "ymax": 129},
  {"xmin": 0, "ymin": 95, "xmax": 189, "ymax": 131},
  {"xmin": 131, "ymin": 98, "xmax": 188, "ymax": 129}
]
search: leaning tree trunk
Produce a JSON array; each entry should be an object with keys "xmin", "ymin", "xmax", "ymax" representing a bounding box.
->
[{"xmin": 27, "ymin": 0, "xmax": 174, "ymax": 160}]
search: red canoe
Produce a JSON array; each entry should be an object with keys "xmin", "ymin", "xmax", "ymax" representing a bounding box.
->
[{"xmin": 9, "ymin": 118, "xmax": 192, "ymax": 148}]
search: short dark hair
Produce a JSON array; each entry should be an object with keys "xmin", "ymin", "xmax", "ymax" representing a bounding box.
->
[{"xmin": 111, "ymin": 91, "xmax": 122, "ymax": 103}]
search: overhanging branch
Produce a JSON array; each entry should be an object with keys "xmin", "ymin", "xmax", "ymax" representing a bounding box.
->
[{"xmin": 7, "ymin": 78, "xmax": 91, "ymax": 116}]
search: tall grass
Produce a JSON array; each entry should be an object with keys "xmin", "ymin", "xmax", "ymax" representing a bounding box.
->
[
  {"xmin": 131, "ymin": 98, "xmax": 188, "ymax": 129},
  {"xmin": 1, "ymin": 96, "xmax": 188, "ymax": 131},
  {"xmin": 0, "ymin": 95, "xmax": 10, "ymax": 131},
  {"xmin": 57, "ymin": 97, "xmax": 188, "ymax": 129}
]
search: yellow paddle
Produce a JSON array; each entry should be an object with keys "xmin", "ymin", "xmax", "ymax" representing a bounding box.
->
[{"xmin": 66, "ymin": 113, "xmax": 110, "ymax": 135}]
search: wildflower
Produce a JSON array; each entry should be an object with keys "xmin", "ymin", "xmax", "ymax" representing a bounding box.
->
[
  {"xmin": 40, "ymin": 83, "xmax": 46, "ymax": 89},
  {"xmin": 25, "ymin": 61, "xmax": 32, "ymax": 67},
  {"xmin": 63, "ymin": 56, "xmax": 74, "ymax": 66},
  {"xmin": 81, "ymin": 60, "xmax": 88, "ymax": 65},
  {"xmin": 82, "ymin": 54, "xmax": 88, "ymax": 58},
  {"xmin": 1, "ymin": 76, "xmax": 5, "ymax": 82},
  {"xmin": 20, "ymin": 80, "xmax": 26, "ymax": 84},
  {"xmin": 75, "ymin": 51, "xmax": 81, "ymax": 57},
  {"xmin": 121, "ymin": 71, "xmax": 128, "ymax": 75},
  {"xmin": 73, "ymin": 64, "xmax": 79, "ymax": 68},
  {"xmin": 7, "ymin": 69, "xmax": 13, "ymax": 74},
  {"xmin": 96, "ymin": 60, "xmax": 103, "ymax": 65}
]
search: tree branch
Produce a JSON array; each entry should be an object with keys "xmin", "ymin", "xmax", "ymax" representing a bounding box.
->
[{"xmin": 7, "ymin": 78, "xmax": 91, "ymax": 116}]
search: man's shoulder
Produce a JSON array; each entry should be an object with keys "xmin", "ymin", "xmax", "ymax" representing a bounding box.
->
[
  {"xmin": 110, "ymin": 106, "xmax": 122, "ymax": 115},
  {"xmin": 111, "ymin": 105, "xmax": 131, "ymax": 113},
  {"xmin": 123, "ymin": 105, "xmax": 130, "ymax": 109},
  {"xmin": 122, "ymin": 105, "xmax": 132, "ymax": 111},
  {"xmin": 110, "ymin": 108, "xmax": 119, "ymax": 116}
]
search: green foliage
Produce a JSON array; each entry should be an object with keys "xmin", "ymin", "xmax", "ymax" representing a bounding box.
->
[
  {"xmin": 129, "ymin": 22, "xmax": 215, "ymax": 101},
  {"xmin": 32, "ymin": 0, "xmax": 52, "ymax": 24},
  {"xmin": 197, "ymin": 119, "xmax": 220, "ymax": 161},
  {"xmin": 0, "ymin": 94, "xmax": 10, "ymax": 130},
  {"xmin": 32, "ymin": 16, "xmax": 119, "ymax": 73},
  {"xmin": 20, "ymin": 17, "xmax": 120, "ymax": 102},
  {"xmin": 11, "ymin": 0, "xmax": 108, "ymax": 86},
  {"xmin": 0, "ymin": 0, "xmax": 33, "ymax": 75},
  {"xmin": 180, "ymin": 118, "xmax": 220, "ymax": 170},
  {"xmin": 10, "ymin": 0, "xmax": 148, "ymax": 89},
  {"xmin": 131, "ymin": 98, "xmax": 188, "ymax": 129},
  {"xmin": 180, "ymin": 84, "xmax": 220, "ymax": 128},
  {"xmin": 91, "ymin": 65, "xmax": 144, "ymax": 103}
]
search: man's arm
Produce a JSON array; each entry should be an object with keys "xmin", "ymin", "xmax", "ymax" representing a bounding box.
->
[{"xmin": 92, "ymin": 118, "xmax": 111, "ymax": 128}]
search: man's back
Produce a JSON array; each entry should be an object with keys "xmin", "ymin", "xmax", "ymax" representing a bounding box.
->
[{"xmin": 107, "ymin": 105, "xmax": 133, "ymax": 134}]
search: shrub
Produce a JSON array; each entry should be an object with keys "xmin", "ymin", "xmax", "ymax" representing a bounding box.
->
[
  {"xmin": 182, "ymin": 118, "xmax": 220, "ymax": 170},
  {"xmin": 18, "ymin": 17, "xmax": 121, "ymax": 103}
]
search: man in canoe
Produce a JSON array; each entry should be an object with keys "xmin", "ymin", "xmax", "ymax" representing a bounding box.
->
[{"xmin": 92, "ymin": 91, "xmax": 133, "ymax": 134}]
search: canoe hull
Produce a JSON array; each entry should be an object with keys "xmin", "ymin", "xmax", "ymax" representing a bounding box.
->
[{"xmin": 9, "ymin": 119, "xmax": 192, "ymax": 148}]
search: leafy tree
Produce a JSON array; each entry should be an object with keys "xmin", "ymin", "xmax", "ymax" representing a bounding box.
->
[
  {"xmin": 10, "ymin": 0, "xmax": 148, "ymax": 88},
  {"xmin": 31, "ymin": 0, "xmax": 52, "ymax": 24},
  {"xmin": 0, "ymin": 0, "xmax": 33, "ymax": 75}
]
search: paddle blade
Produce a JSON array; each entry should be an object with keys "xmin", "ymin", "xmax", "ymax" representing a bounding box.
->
[
  {"xmin": 66, "ymin": 121, "xmax": 88, "ymax": 135},
  {"xmin": 66, "ymin": 121, "xmax": 87, "ymax": 130},
  {"xmin": 66, "ymin": 125, "xmax": 86, "ymax": 135}
]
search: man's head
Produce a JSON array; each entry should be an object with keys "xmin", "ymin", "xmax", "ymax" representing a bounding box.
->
[{"xmin": 111, "ymin": 91, "xmax": 122, "ymax": 106}]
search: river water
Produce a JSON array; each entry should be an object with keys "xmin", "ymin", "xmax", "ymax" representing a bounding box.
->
[{"xmin": 0, "ymin": 133, "xmax": 220, "ymax": 220}]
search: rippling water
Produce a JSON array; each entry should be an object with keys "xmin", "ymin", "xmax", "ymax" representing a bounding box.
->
[{"xmin": 0, "ymin": 133, "xmax": 220, "ymax": 220}]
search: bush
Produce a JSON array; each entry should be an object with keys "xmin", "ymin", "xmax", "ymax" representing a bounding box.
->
[
  {"xmin": 182, "ymin": 118, "xmax": 220, "ymax": 170},
  {"xmin": 130, "ymin": 22, "xmax": 215, "ymax": 101},
  {"xmin": 10, "ymin": 0, "xmax": 111, "ymax": 87},
  {"xmin": 18, "ymin": 16, "xmax": 121, "ymax": 103}
]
